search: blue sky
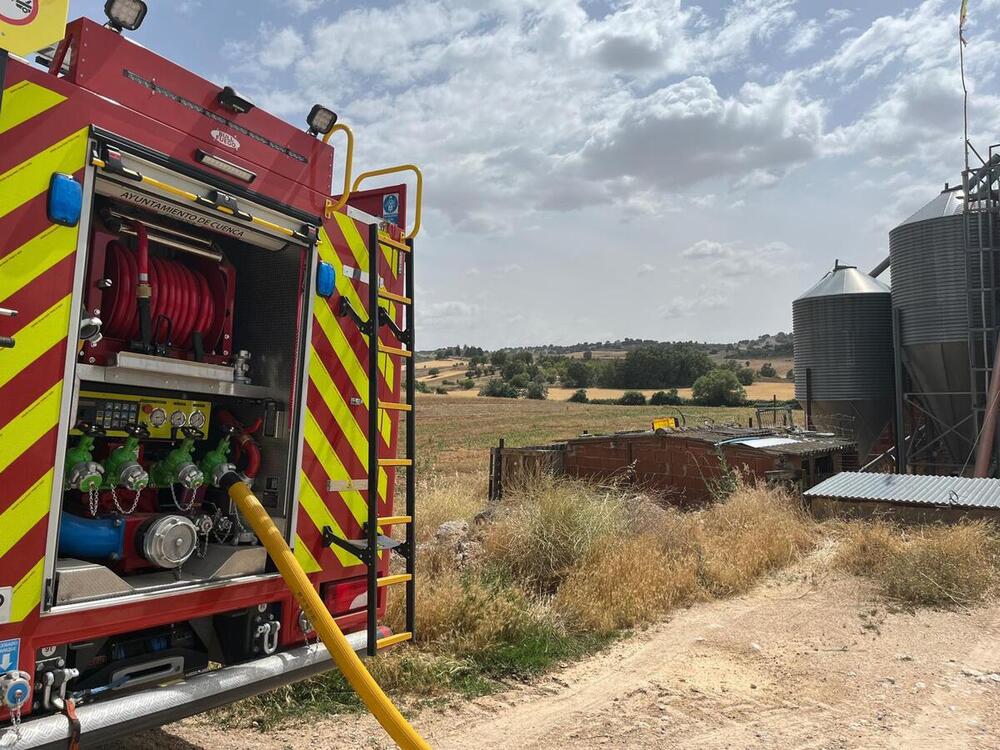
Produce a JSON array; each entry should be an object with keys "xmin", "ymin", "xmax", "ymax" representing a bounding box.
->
[{"xmin": 68, "ymin": 1, "xmax": 1000, "ymax": 348}]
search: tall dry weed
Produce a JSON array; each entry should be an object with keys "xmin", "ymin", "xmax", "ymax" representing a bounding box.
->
[
  {"xmin": 836, "ymin": 520, "xmax": 999, "ymax": 607},
  {"xmin": 696, "ymin": 483, "xmax": 816, "ymax": 595},
  {"xmin": 482, "ymin": 475, "xmax": 631, "ymax": 593}
]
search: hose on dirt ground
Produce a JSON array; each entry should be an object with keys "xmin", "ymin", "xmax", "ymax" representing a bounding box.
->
[{"xmin": 219, "ymin": 472, "xmax": 430, "ymax": 750}]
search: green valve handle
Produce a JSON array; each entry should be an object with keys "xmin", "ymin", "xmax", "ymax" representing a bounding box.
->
[
  {"xmin": 102, "ymin": 424, "xmax": 150, "ymax": 491},
  {"xmin": 151, "ymin": 431, "xmax": 204, "ymax": 490},
  {"xmin": 65, "ymin": 424, "xmax": 105, "ymax": 492},
  {"xmin": 200, "ymin": 428, "xmax": 237, "ymax": 487}
]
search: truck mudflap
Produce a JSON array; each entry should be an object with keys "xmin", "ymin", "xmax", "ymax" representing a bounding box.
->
[{"xmin": 11, "ymin": 631, "xmax": 378, "ymax": 749}]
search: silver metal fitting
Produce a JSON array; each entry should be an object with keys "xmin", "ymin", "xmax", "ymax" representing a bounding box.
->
[
  {"xmin": 118, "ymin": 461, "xmax": 149, "ymax": 491},
  {"xmin": 175, "ymin": 462, "xmax": 204, "ymax": 490}
]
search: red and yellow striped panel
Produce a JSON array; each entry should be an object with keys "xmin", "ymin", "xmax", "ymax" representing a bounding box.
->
[
  {"xmin": 0, "ymin": 77, "xmax": 87, "ymax": 625},
  {"xmin": 294, "ymin": 216, "xmax": 405, "ymax": 575}
]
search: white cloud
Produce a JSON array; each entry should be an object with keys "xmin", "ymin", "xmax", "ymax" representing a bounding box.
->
[
  {"xmin": 787, "ymin": 19, "xmax": 820, "ymax": 54},
  {"xmin": 637, "ymin": 263, "xmax": 656, "ymax": 276},
  {"xmin": 258, "ymin": 27, "xmax": 305, "ymax": 70},
  {"xmin": 208, "ymin": 0, "xmax": 1000, "ymax": 348},
  {"xmin": 681, "ymin": 240, "xmax": 799, "ymax": 278},
  {"xmin": 658, "ymin": 288, "xmax": 730, "ymax": 319}
]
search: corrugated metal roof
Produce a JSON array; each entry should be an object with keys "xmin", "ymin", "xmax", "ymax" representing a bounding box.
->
[{"xmin": 804, "ymin": 472, "xmax": 1000, "ymax": 510}]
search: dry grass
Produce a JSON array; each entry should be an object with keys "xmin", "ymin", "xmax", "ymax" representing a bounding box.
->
[
  {"xmin": 697, "ymin": 484, "xmax": 817, "ymax": 596},
  {"xmin": 835, "ymin": 520, "xmax": 1000, "ymax": 607},
  {"xmin": 482, "ymin": 476, "xmax": 632, "ymax": 594},
  {"xmin": 552, "ymin": 481, "xmax": 816, "ymax": 634},
  {"xmin": 412, "ymin": 472, "xmax": 485, "ymax": 542}
]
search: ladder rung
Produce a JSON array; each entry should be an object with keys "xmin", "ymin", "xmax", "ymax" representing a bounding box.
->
[
  {"xmin": 379, "ymin": 345, "xmax": 413, "ymax": 358},
  {"xmin": 377, "ymin": 515, "xmax": 412, "ymax": 525},
  {"xmin": 378, "ymin": 234, "xmax": 411, "ymax": 253},
  {"xmin": 378, "ymin": 288, "xmax": 412, "ymax": 305},
  {"xmin": 378, "ymin": 458, "xmax": 413, "ymax": 467},
  {"xmin": 379, "ymin": 401, "xmax": 413, "ymax": 412},
  {"xmin": 377, "ymin": 632, "xmax": 412, "ymax": 649},
  {"xmin": 377, "ymin": 573, "xmax": 412, "ymax": 587}
]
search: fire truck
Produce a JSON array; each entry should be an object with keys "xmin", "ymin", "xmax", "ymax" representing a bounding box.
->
[{"xmin": 0, "ymin": 4, "xmax": 419, "ymax": 746}]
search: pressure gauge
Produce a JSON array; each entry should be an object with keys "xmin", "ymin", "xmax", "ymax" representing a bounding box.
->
[
  {"xmin": 170, "ymin": 410, "xmax": 186, "ymax": 428},
  {"xmin": 188, "ymin": 410, "xmax": 206, "ymax": 430},
  {"xmin": 149, "ymin": 408, "xmax": 166, "ymax": 427}
]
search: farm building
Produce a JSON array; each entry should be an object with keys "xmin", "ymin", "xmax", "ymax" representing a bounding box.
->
[{"xmin": 490, "ymin": 427, "xmax": 856, "ymax": 505}]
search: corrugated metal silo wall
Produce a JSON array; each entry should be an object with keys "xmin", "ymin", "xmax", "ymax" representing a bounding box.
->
[{"xmin": 792, "ymin": 293, "xmax": 893, "ymax": 402}]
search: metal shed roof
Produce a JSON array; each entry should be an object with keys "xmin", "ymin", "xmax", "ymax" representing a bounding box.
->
[{"xmin": 804, "ymin": 472, "xmax": 1000, "ymax": 510}]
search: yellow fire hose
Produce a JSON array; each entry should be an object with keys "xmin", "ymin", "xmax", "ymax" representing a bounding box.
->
[{"xmin": 221, "ymin": 473, "xmax": 431, "ymax": 750}]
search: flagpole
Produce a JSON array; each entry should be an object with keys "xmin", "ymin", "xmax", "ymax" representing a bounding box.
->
[{"xmin": 960, "ymin": 16, "xmax": 969, "ymax": 177}]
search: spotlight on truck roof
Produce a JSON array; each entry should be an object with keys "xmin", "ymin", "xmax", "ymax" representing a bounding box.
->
[
  {"xmin": 217, "ymin": 86, "xmax": 255, "ymax": 115},
  {"xmin": 104, "ymin": 0, "xmax": 148, "ymax": 31},
  {"xmin": 306, "ymin": 105, "xmax": 338, "ymax": 136}
]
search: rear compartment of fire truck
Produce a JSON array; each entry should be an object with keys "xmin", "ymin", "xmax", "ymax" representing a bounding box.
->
[{"xmin": 47, "ymin": 134, "xmax": 316, "ymax": 702}]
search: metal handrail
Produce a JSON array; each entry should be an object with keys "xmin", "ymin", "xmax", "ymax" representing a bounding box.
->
[
  {"xmin": 351, "ymin": 164, "xmax": 423, "ymax": 239},
  {"xmin": 323, "ymin": 123, "xmax": 355, "ymax": 216}
]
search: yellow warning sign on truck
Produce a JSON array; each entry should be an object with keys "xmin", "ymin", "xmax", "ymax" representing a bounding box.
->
[{"xmin": 0, "ymin": 0, "xmax": 68, "ymax": 57}]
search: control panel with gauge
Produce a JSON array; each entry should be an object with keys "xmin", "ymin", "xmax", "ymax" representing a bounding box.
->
[{"xmin": 75, "ymin": 391, "xmax": 212, "ymax": 439}]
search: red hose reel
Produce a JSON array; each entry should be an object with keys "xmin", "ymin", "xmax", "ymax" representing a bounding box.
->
[{"xmin": 102, "ymin": 240, "xmax": 231, "ymax": 355}]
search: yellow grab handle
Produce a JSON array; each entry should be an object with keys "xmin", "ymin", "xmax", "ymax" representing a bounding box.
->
[
  {"xmin": 323, "ymin": 123, "xmax": 356, "ymax": 217},
  {"xmin": 221, "ymin": 474, "xmax": 431, "ymax": 750},
  {"xmin": 351, "ymin": 164, "xmax": 423, "ymax": 240}
]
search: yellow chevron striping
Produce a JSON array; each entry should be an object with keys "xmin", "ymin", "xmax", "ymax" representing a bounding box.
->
[
  {"xmin": 306, "ymin": 363, "xmax": 389, "ymax": 502},
  {"xmin": 298, "ymin": 469, "xmax": 362, "ymax": 567},
  {"xmin": 11, "ymin": 558, "xmax": 44, "ymax": 623},
  {"xmin": 293, "ymin": 532, "xmax": 323, "ymax": 574},
  {"xmin": 316, "ymin": 228, "xmax": 367, "ymax": 323},
  {"xmin": 0, "ymin": 127, "xmax": 89, "ymax": 220},
  {"xmin": 0, "ymin": 469, "xmax": 53, "ymax": 559},
  {"xmin": 333, "ymin": 212, "xmax": 369, "ymax": 271},
  {"xmin": 0, "ymin": 80, "xmax": 67, "ymax": 135},
  {"xmin": 309, "ymin": 351, "xmax": 372, "ymax": 470},
  {"xmin": 304, "ymin": 410, "xmax": 372, "ymax": 525},
  {"xmin": 0, "ymin": 296, "xmax": 72, "ymax": 390},
  {"xmin": 313, "ymin": 296, "xmax": 369, "ymax": 408},
  {"xmin": 0, "ymin": 383, "xmax": 62, "ymax": 475},
  {"xmin": 0, "ymin": 224, "xmax": 78, "ymax": 302}
]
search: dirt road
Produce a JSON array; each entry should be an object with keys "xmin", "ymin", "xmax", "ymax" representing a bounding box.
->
[{"xmin": 126, "ymin": 552, "xmax": 1000, "ymax": 749}]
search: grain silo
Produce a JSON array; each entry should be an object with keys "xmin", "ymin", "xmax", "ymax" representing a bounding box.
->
[
  {"xmin": 793, "ymin": 263, "xmax": 894, "ymax": 459},
  {"xmin": 888, "ymin": 186, "xmax": 974, "ymax": 471}
]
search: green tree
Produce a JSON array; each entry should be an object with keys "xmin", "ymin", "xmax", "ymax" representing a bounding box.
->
[
  {"xmin": 650, "ymin": 388, "xmax": 681, "ymax": 406},
  {"xmin": 568, "ymin": 389, "xmax": 588, "ymax": 403},
  {"xmin": 510, "ymin": 372, "xmax": 530, "ymax": 389},
  {"xmin": 582, "ymin": 350, "xmax": 593, "ymax": 360},
  {"xmin": 490, "ymin": 350, "xmax": 508, "ymax": 367},
  {"xmin": 479, "ymin": 378, "xmax": 519, "ymax": 398},
  {"xmin": 525, "ymin": 382, "xmax": 548, "ymax": 400},
  {"xmin": 736, "ymin": 367, "xmax": 754, "ymax": 386},
  {"xmin": 619, "ymin": 390, "xmax": 647, "ymax": 406},
  {"xmin": 692, "ymin": 369, "xmax": 746, "ymax": 406},
  {"xmin": 786, "ymin": 368, "xmax": 795, "ymax": 381},
  {"xmin": 759, "ymin": 362, "xmax": 777, "ymax": 378},
  {"xmin": 564, "ymin": 360, "xmax": 592, "ymax": 388}
]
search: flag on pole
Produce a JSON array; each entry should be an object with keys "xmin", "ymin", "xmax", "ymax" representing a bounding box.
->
[{"xmin": 960, "ymin": 0, "xmax": 970, "ymax": 45}]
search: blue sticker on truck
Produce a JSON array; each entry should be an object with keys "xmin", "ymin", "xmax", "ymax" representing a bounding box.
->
[
  {"xmin": 383, "ymin": 193, "xmax": 399, "ymax": 226},
  {"xmin": 0, "ymin": 639, "xmax": 20, "ymax": 672}
]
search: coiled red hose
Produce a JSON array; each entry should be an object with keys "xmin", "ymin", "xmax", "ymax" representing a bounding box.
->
[{"xmin": 104, "ymin": 241, "xmax": 216, "ymax": 349}]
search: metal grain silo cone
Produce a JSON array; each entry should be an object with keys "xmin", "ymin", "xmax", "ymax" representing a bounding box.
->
[
  {"xmin": 793, "ymin": 263, "xmax": 894, "ymax": 459},
  {"xmin": 889, "ymin": 186, "xmax": 977, "ymax": 471}
]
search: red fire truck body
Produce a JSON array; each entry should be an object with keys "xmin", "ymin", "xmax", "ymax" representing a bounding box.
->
[{"xmin": 0, "ymin": 16, "xmax": 415, "ymax": 747}]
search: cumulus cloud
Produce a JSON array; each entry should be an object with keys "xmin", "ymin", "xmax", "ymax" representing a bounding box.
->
[
  {"xmin": 681, "ymin": 240, "xmax": 799, "ymax": 278},
  {"xmin": 209, "ymin": 0, "xmax": 1000, "ymax": 347}
]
